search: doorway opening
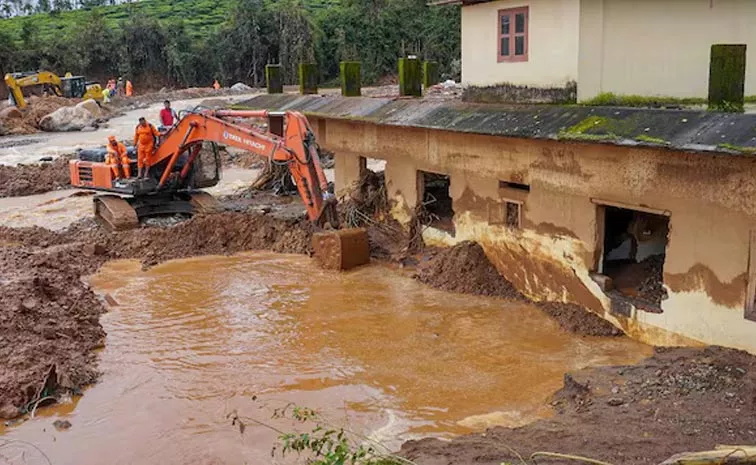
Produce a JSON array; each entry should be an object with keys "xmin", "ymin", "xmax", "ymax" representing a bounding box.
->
[
  {"xmin": 418, "ymin": 171, "xmax": 454, "ymax": 233},
  {"xmin": 600, "ymin": 206, "xmax": 670, "ymax": 309}
]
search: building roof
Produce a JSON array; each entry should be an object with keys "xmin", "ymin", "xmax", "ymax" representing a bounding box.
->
[{"xmin": 236, "ymin": 94, "xmax": 756, "ymax": 156}]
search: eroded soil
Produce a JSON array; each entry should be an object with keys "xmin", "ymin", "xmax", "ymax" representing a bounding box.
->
[
  {"xmin": 0, "ymin": 211, "xmax": 312, "ymax": 418},
  {"xmin": 401, "ymin": 345, "xmax": 756, "ymax": 465},
  {"xmin": 0, "ymin": 156, "xmax": 72, "ymax": 197}
]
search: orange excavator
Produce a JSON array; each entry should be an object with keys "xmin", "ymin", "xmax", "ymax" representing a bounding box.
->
[{"xmin": 68, "ymin": 109, "xmax": 369, "ymax": 269}]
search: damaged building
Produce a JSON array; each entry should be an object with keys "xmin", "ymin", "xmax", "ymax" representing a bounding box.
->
[{"xmin": 241, "ymin": 93, "xmax": 756, "ymax": 353}]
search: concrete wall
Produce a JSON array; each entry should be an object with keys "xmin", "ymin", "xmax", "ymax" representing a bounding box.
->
[
  {"xmin": 461, "ymin": 0, "xmax": 580, "ymax": 88},
  {"xmin": 578, "ymin": 0, "xmax": 756, "ymax": 100},
  {"xmin": 314, "ymin": 116, "xmax": 756, "ymax": 353}
]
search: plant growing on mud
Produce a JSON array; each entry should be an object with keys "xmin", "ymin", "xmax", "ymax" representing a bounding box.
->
[{"xmin": 227, "ymin": 402, "xmax": 411, "ymax": 465}]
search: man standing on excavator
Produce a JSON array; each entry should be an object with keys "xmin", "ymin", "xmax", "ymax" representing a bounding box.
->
[
  {"xmin": 134, "ymin": 117, "xmax": 160, "ymax": 179},
  {"xmin": 106, "ymin": 136, "xmax": 130, "ymax": 180}
]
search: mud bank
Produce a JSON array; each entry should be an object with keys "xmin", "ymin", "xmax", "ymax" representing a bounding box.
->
[
  {"xmin": 416, "ymin": 242, "xmax": 524, "ymax": 299},
  {"xmin": 0, "ymin": 156, "xmax": 72, "ymax": 197},
  {"xmin": 401, "ymin": 345, "xmax": 756, "ymax": 465},
  {"xmin": 0, "ymin": 241, "xmax": 105, "ymax": 419},
  {"xmin": 414, "ymin": 242, "xmax": 620, "ymax": 337},
  {"xmin": 0, "ymin": 211, "xmax": 312, "ymax": 418}
]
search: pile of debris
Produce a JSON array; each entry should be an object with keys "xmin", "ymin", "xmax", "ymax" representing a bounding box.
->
[
  {"xmin": 415, "ymin": 241, "xmax": 524, "ymax": 299},
  {"xmin": 0, "ymin": 96, "xmax": 109, "ymax": 135},
  {"xmin": 0, "ymin": 242, "xmax": 105, "ymax": 419},
  {"xmin": 0, "ymin": 156, "xmax": 73, "ymax": 197}
]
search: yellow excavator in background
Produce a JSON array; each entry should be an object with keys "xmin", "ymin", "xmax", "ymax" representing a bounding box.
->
[{"xmin": 4, "ymin": 71, "xmax": 104, "ymax": 108}]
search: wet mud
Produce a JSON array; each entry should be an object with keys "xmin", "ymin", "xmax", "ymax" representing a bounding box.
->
[
  {"xmin": 0, "ymin": 156, "xmax": 72, "ymax": 197},
  {"xmin": 414, "ymin": 242, "xmax": 620, "ymax": 337},
  {"xmin": 401, "ymin": 345, "xmax": 756, "ymax": 465},
  {"xmin": 0, "ymin": 242, "xmax": 105, "ymax": 419},
  {"xmin": 0, "ymin": 211, "xmax": 312, "ymax": 418},
  {"xmin": 415, "ymin": 242, "xmax": 524, "ymax": 299},
  {"xmin": 0, "ymin": 97, "xmax": 76, "ymax": 135}
]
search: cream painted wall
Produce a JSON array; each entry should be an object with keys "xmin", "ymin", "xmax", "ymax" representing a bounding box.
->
[
  {"xmin": 578, "ymin": 0, "xmax": 756, "ymax": 100},
  {"xmin": 461, "ymin": 0, "xmax": 580, "ymax": 87}
]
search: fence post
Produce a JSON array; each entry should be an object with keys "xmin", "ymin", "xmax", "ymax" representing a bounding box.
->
[
  {"xmin": 708, "ymin": 44, "xmax": 747, "ymax": 112},
  {"xmin": 340, "ymin": 61, "xmax": 361, "ymax": 97},
  {"xmin": 299, "ymin": 63, "xmax": 318, "ymax": 95},
  {"xmin": 399, "ymin": 57, "xmax": 422, "ymax": 97},
  {"xmin": 423, "ymin": 61, "xmax": 439, "ymax": 89},
  {"xmin": 265, "ymin": 64, "xmax": 283, "ymax": 94}
]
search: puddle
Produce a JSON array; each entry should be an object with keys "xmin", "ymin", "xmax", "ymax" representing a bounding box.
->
[{"xmin": 0, "ymin": 253, "xmax": 651, "ymax": 464}]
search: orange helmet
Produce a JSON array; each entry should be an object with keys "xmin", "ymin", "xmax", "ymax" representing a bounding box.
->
[{"xmin": 108, "ymin": 136, "xmax": 117, "ymax": 143}]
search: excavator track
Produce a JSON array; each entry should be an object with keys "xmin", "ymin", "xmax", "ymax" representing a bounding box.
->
[{"xmin": 94, "ymin": 195, "xmax": 139, "ymax": 231}]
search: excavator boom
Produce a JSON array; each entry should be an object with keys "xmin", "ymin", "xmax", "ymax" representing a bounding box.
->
[
  {"xmin": 147, "ymin": 109, "xmax": 335, "ymax": 225},
  {"xmin": 69, "ymin": 108, "xmax": 340, "ymax": 228}
]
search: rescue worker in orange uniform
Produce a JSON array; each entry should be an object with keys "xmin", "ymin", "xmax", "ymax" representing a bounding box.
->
[
  {"xmin": 125, "ymin": 79, "xmax": 134, "ymax": 97},
  {"xmin": 106, "ymin": 136, "xmax": 130, "ymax": 180},
  {"xmin": 133, "ymin": 117, "xmax": 160, "ymax": 179},
  {"xmin": 213, "ymin": 79, "xmax": 221, "ymax": 90}
]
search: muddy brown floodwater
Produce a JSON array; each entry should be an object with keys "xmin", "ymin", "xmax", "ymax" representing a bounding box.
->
[{"xmin": 0, "ymin": 253, "xmax": 650, "ymax": 465}]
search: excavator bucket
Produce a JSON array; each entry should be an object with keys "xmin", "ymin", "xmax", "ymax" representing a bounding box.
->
[
  {"xmin": 312, "ymin": 228, "xmax": 370, "ymax": 271},
  {"xmin": 189, "ymin": 191, "xmax": 222, "ymax": 214}
]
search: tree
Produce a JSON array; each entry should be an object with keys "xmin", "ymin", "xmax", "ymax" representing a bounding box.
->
[
  {"xmin": 268, "ymin": 0, "xmax": 316, "ymax": 83},
  {"xmin": 212, "ymin": 0, "xmax": 274, "ymax": 86},
  {"xmin": 118, "ymin": 11, "xmax": 169, "ymax": 84},
  {"xmin": 35, "ymin": 0, "xmax": 51, "ymax": 13},
  {"xmin": 0, "ymin": 28, "xmax": 18, "ymax": 77},
  {"xmin": 61, "ymin": 10, "xmax": 118, "ymax": 78}
]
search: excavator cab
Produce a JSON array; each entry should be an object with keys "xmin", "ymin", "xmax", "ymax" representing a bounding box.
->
[{"xmin": 60, "ymin": 76, "xmax": 87, "ymax": 98}]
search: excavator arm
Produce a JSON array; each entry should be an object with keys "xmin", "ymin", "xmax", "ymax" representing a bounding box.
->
[
  {"xmin": 4, "ymin": 72, "xmax": 63, "ymax": 108},
  {"xmin": 69, "ymin": 108, "xmax": 369, "ymax": 270},
  {"xmin": 149, "ymin": 109, "xmax": 336, "ymax": 225}
]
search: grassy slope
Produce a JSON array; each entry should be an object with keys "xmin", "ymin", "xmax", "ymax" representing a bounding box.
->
[
  {"xmin": 0, "ymin": 0, "xmax": 234, "ymax": 41},
  {"xmin": 0, "ymin": 0, "xmax": 341, "ymax": 41}
]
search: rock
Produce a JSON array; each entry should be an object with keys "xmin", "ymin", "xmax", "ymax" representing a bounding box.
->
[
  {"xmin": 0, "ymin": 120, "xmax": 6, "ymax": 137},
  {"xmin": 39, "ymin": 156, "xmax": 54, "ymax": 162},
  {"xmin": 607, "ymin": 397, "xmax": 625, "ymax": 406},
  {"xmin": 0, "ymin": 106, "xmax": 22, "ymax": 120},
  {"xmin": 84, "ymin": 243, "xmax": 107, "ymax": 256},
  {"xmin": 231, "ymin": 82, "xmax": 253, "ymax": 92},
  {"xmin": 53, "ymin": 419, "xmax": 72, "ymax": 431},
  {"xmin": 21, "ymin": 297, "xmax": 38, "ymax": 311},
  {"xmin": 75, "ymin": 99, "xmax": 103, "ymax": 118},
  {"xmin": 39, "ymin": 106, "xmax": 96, "ymax": 132},
  {"xmin": 0, "ymin": 403, "xmax": 19, "ymax": 420},
  {"xmin": 159, "ymin": 87, "xmax": 168, "ymax": 94}
]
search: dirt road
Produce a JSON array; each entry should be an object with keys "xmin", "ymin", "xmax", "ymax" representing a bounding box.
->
[{"xmin": 0, "ymin": 93, "xmax": 260, "ymax": 166}]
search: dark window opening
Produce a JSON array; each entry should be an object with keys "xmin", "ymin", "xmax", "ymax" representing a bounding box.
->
[
  {"xmin": 499, "ymin": 180, "xmax": 530, "ymax": 192},
  {"xmin": 505, "ymin": 201, "xmax": 521, "ymax": 228},
  {"xmin": 419, "ymin": 171, "xmax": 454, "ymax": 233},
  {"xmin": 600, "ymin": 206, "xmax": 670, "ymax": 310}
]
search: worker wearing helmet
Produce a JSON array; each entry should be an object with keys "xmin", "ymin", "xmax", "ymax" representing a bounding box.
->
[
  {"xmin": 106, "ymin": 136, "xmax": 130, "ymax": 180},
  {"xmin": 134, "ymin": 117, "xmax": 160, "ymax": 179}
]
